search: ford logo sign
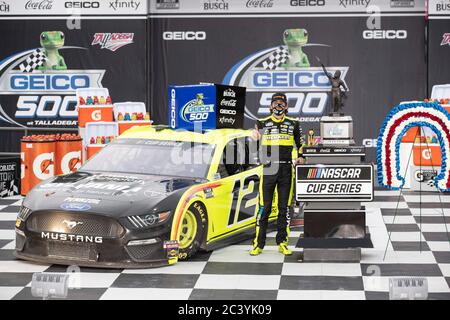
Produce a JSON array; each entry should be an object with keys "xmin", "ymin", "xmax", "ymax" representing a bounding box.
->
[{"xmin": 60, "ymin": 203, "xmax": 91, "ymax": 212}]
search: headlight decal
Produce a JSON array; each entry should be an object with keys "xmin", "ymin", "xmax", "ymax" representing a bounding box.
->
[{"xmin": 127, "ymin": 211, "xmax": 171, "ymax": 229}]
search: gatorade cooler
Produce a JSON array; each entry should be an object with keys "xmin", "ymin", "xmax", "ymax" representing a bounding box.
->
[
  {"xmin": 86, "ymin": 145, "xmax": 103, "ymax": 159},
  {"xmin": 20, "ymin": 139, "xmax": 31, "ymax": 196},
  {"xmin": 114, "ymin": 102, "xmax": 151, "ymax": 134},
  {"xmin": 76, "ymin": 87, "xmax": 113, "ymax": 128},
  {"xmin": 27, "ymin": 138, "xmax": 56, "ymax": 193},
  {"xmin": 413, "ymin": 145, "xmax": 442, "ymax": 167},
  {"xmin": 55, "ymin": 136, "xmax": 82, "ymax": 175}
]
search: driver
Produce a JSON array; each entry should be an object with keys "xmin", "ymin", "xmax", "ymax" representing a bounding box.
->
[{"xmin": 250, "ymin": 93, "xmax": 305, "ymax": 256}]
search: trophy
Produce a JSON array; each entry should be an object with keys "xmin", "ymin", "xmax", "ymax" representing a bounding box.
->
[{"xmin": 316, "ymin": 56, "xmax": 353, "ymax": 146}]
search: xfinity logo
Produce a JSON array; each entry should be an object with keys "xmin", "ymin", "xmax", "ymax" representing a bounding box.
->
[
  {"xmin": 219, "ymin": 116, "xmax": 235, "ymax": 125},
  {"xmin": 65, "ymin": 1, "xmax": 100, "ymax": 9},
  {"xmin": 204, "ymin": 0, "xmax": 229, "ymax": 11},
  {"xmin": 62, "ymin": 220, "xmax": 83, "ymax": 230},
  {"xmin": 0, "ymin": 1, "xmax": 9, "ymax": 12},
  {"xmin": 109, "ymin": 0, "xmax": 140, "ymax": 11},
  {"xmin": 163, "ymin": 31, "xmax": 206, "ymax": 41},
  {"xmin": 41, "ymin": 232, "xmax": 103, "ymax": 243},
  {"xmin": 339, "ymin": 0, "xmax": 370, "ymax": 8},
  {"xmin": 291, "ymin": 0, "xmax": 325, "ymax": 6},
  {"xmin": 220, "ymin": 108, "xmax": 236, "ymax": 115},
  {"xmin": 25, "ymin": 0, "xmax": 53, "ymax": 10},
  {"xmin": 246, "ymin": 0, "xmax": 274, "ymax": 8},
  {"xmin": 363, "ymin": 30, "xmax": 407, "ymax": 40}
]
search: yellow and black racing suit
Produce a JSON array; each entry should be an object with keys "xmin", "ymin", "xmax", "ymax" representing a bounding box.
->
[{"xmin": 254, "ymin": 115, "xmax": 304, "ymax": 249}]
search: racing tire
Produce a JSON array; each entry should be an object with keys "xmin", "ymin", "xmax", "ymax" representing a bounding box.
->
[{"xmin": 178, "ymin": 202, "xmax": 207, "ymax": 260}]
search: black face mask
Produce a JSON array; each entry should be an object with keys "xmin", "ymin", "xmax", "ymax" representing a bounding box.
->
[{"xmin": 271, "ymin": 103, "xmax": 287, "ymax": 116}]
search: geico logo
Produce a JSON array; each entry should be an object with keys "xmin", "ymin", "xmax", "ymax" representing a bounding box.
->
[
  {"xmin": 362, "ymin": 30, "xmax": 408, "ymax": 39},
  {"xmin": 291, "ymin": 0, "xmax": 325, "ymax": 6},
  {"xmin": 220, "ymin": 109, "xmax": 236, "ymax": 115},
  {"xmin": 91, "ymin": 109, "xmax": 102, "ymax": 121},
  {"xmin": 437, "ymin": 3, "xmax": 450, "ymax": 11},
  {"xmin": 187, "ymin": 105, "xmax": 213, "ymax": 113},
  {"xmin": 61, "ymin": 151, "xmax": 81, "ymax": 174},
  {"xmin": 252, "ymin": 71, "xmax": 330, "ymax": 88},
  {"xmin": 33, "ymin": 152, "xmax": 54, "ymax": 180},
  {"xmin": 163, "ymin": 31, "xmax": 206, "ymax": 40},
  {"xmin": 170, "ymin": 89, "xmax": 176, "ymax": 128},
  {"xmin": 11, "ymin": 75, "xmax": 90, "ymax": 91},
  {"xmin": 65, "ymin": 1, "xmax": 100, "ymax": 8}
]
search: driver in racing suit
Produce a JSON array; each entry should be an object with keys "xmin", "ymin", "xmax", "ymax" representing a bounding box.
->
[{"xmin": 250, "ymin": 93, "xmax": 305, "ymax": 256}]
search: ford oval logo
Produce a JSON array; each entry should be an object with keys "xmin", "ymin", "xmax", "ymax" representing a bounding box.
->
[{"xmin": 60, "ymin": 203, "xmax": 91, "ymax": 211}]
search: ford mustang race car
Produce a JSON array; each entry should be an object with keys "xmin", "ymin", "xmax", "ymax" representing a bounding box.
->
[{"xmin": 15, "ymin": 126, "xmax": 284, "ymax": 268}]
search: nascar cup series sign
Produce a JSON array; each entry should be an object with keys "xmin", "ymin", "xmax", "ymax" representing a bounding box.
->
[{"xmin": 296, "ymin": 164, "xmax": 373, "ymax": 202}]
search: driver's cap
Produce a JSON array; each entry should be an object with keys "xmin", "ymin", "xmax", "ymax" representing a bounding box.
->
[{"xmin": 271, "ymin": 92, "xmax": 287, "ymax": 104}]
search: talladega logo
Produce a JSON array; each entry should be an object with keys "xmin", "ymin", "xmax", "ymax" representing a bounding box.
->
[
  {"xmin": 181, "ymin": 93, "xmax": 215, "ymax": 123},
  {"xmin": 222, "ymin": 28, "xmax": 349, "ymax": 122},
  {"xmin": 0, "ymin": 31, "xmax": 105, "ymax": 128}
]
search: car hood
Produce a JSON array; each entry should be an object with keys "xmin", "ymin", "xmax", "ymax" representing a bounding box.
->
[{"xmin": 24, "ymin": 171, "xmax": 203, "ymax": 218}]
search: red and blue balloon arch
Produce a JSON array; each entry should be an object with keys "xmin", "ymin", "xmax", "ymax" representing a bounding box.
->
[{"xmin": 377, "ymin": 102, "xmax": 450, "ymax": 192}]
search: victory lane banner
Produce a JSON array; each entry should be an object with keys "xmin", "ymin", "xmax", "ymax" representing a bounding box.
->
[
  {"xmin": 296, "ymin": 164, "xmax": 373, "ymax": 201},
  {"xmin": 0, "ymin": 157, "xmax": 20, "ymax": 198}
]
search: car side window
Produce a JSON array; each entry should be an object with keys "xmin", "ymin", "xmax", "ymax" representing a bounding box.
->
[{"xmin": 216, "ymin": 138, "xmax": 252, "ymax": 178}]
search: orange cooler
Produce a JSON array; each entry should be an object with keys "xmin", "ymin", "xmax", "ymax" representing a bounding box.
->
[
  {"xmin": 55, "ymin": 139, "xmax": 82, "ymax": 175},
  {"xmin": 28, "ymin": 140, "xmax": 56, "ymax": 193},
  {"xmin": 20, "ymin": 140, "xmax": 31, "ymax": 195},
  {"xmin": 86, "ymin": 145, "xmax": 103, "ymax": 160},
  {"xmin": 413, "ymin": 145, "xmax": 442, "ymax": 166},
  {"xmin": 118, "ymin": 120, "xmax": 151, "ymax": 135},
  {"xmin": 78, "ymin": 105, "xmax": 114, "ymax": 128}
]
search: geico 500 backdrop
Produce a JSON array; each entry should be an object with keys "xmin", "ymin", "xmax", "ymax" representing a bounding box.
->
[
  {"xmin": 0, "ymin": 19, "xmax": 147, "ymax": 152},
  {"xmin": 149, "ymin": 15, "xmax": 426, "ymax": 162}
]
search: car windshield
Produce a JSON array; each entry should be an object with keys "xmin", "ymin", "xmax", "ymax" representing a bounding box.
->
[{"xmin": 81, "ymin": 138, "xmax": 215, "ymax": 179}]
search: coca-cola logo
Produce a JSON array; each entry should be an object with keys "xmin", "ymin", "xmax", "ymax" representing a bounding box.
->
[
  {"xmin": 220, "ymin": 99, "xmax": 237, "ymax": 107},
  {"xmin": 25, "ymin": 0, "xmax": 53, "ymax": 10},
  {"xmin": 246, "ymin": 0, "xmax": 274, "ymax": 8}
]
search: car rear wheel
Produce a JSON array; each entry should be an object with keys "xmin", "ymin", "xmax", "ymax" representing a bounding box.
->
[{"xmin": 178, "ymin": 203, "xmax": 206, "ymax": 260}]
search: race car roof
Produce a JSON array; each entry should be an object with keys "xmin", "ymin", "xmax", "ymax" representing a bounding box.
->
[{"xmin": 118, "ymin": 125, "xmax": 252, "ymax": 145}]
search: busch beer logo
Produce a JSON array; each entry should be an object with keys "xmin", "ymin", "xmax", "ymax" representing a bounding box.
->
[
  {"xmin": 92, "ymin": 33, "xmax": 134, "ymax": 52},
  {"xmin": 441, "ymin": 33, "xmax": 450, "ymax": 46},
  {"xmin": 223, "ymin": 88, "xmax": 236, "ymax": 97},
  {"xmin": 223, "ymin": 28, "xmax": 349, "ymax": 122},
  {"xmin": 0, "ymin": 1, "xmax": 10, "ymax": 12}
]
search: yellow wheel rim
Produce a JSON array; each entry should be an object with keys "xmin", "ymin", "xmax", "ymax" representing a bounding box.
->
[{"xmin": 179, "ymin": 210, "xmax": 197, "ymax": 249}]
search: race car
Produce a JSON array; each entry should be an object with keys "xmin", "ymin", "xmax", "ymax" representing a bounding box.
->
[{"xmin": 15, "ymin": 126, "xmax": 285, "ymax": 268}]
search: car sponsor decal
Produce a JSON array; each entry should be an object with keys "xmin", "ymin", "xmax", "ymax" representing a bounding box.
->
[{"xmin": 60, "ymin": 202, "xmax": 92, "ymax": 211}]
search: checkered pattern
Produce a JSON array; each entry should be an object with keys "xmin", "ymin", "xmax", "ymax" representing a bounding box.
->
[
  {"xmin": 0, "ymin": 190, "xmax": 449, "ymax": 300},
  {"xmin": 19, "ymin": 49, "xmax": 47, "ymax": 73},
  {"xmin": 262, "ymin": 46, "xmax": 290, "ymax": 70}
]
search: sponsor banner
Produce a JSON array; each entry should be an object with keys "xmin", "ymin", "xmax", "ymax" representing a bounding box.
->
[
  {"xmin": 428, "ymin": 18, "xmax": 450, "ymax": 94},
  {"xmin": 150, "ymin": 0, "xmax": 424, "ymax": 14},
  {"xmin": 0, "ymin": 0, "xmax": 147, "ymax": 16},
  {"xmin": 150, "ymin": 16, "xmax": 426, "ymax": 162},
  {"xmin": 429, "ymin": 0, "xmax": 450, "ymax": 16},
  {"xmin": 296, "ymin": 164, "xmax": 374, "ymax": 201},
  {"xmin": 0, "ymin": 19, "xmax": 147, "ymax": 152},
  {"xmin": 0, "ymin": 157, "xmax": 20, "ymax": 198}
]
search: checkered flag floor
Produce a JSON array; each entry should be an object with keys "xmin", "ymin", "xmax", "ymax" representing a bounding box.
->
[
  {"xmin": 19, "ymin": 49, "xmax": 47, "ymax": 73},
  {"xmin": 262, "ymin": 46, "xmax": 290, "ymax": 70},
  {"xmin": 0, "ymin": 189, "xmax": 449, "ymax": 300}
]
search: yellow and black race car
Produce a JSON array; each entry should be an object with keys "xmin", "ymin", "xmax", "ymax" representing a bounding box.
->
[{"xmin": 15, "ymin": 126, "xmax": 287, "ymax": 268}]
